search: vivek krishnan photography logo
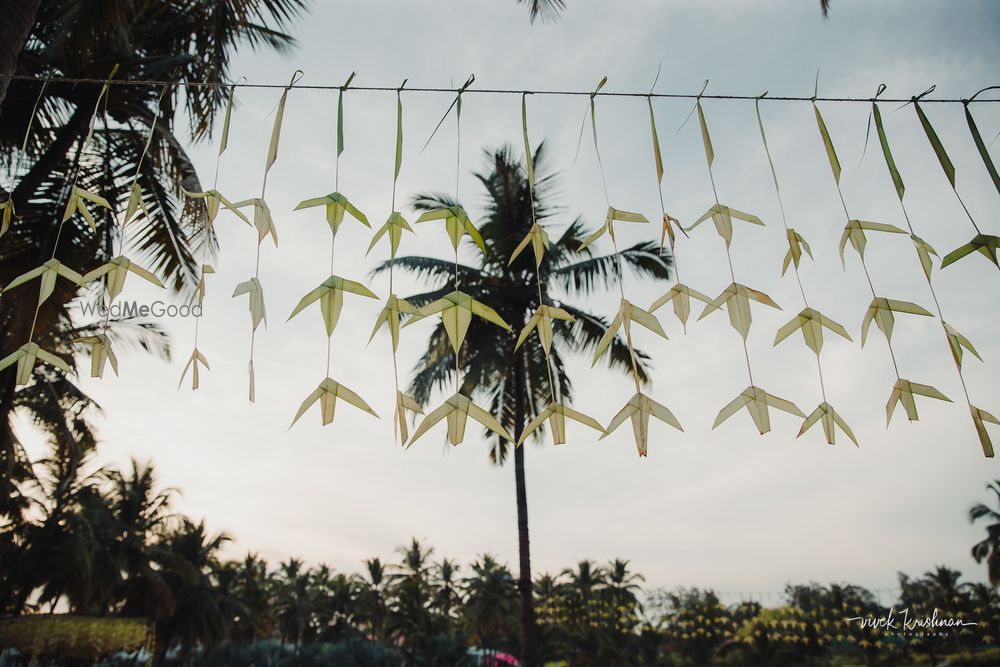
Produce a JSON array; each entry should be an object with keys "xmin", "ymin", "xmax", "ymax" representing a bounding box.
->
[
  {"xmin": 79, "ymin": 300, "xmax": 202, "ymax": 319},
  {"xmin": 847, "ymin": 607, "xmax": 979, "ymax": 638}
]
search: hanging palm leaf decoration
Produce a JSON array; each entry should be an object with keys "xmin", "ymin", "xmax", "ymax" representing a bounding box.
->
[
  {"xmin": 231, "ymin": 70, "xmax": 302, "ymax": 402},
  {"xmin": 756, "ymin": 93, "xmax": 856, "ymax": 445},
  {"xmin": 0, "ymin": 80, "xmax": 48, "ymax": 238},
  {"xmin": 180, "ymin": 81, "xmax": 249, "ymax": 390},
  {"xmin": 813, "ymin": 88, "xmax": 947, "ymax": 437},
  {"xmin": 870, "ymin": 91, "xmax": 993, "ymax": 455},
  {"xmin": 511, "ymin": 93, "xmax": 603, "ymax": 446},
  {"xmin": 684, "ymin": 85, "xmax": 798, "ymax": 436},
  {"xmin": 290, "ymin": 72, "xmax": 380, "ymax": 428},
  {"xmin": 1, "ymin": 66, "xmax": 119, "ymax": 386},
  {"xmin": 407, "ymin": 75, "xmax": 515, "ymax": 447},
  {"xmin": 572, "ymin": 76, "xmax": 679, "ymax": 455}
]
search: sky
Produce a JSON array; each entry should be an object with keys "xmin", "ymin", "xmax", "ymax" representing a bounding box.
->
[{"xmin": 16, "ymin": 0, "xmax": 1000, "ymax": 601}]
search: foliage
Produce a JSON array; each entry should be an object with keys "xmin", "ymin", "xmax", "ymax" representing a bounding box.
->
[
  {"xmin": 0, "ymin": 0, "xmax": 309, "ymax": 536},
  {"xmin": 0, "ymin": 615, "xmax": 148, "ymax": 660},
  {"xmin": 2, "ymin": 456, "xmax": 1000, "ymax": 665},
  {"xmin": 970, "ymin": 480, "xmax": 1000, "ymax": 587}
]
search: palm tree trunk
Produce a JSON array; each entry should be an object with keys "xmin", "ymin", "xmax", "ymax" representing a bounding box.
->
[
  {"xmin": 0, "ymin": 0, "xmax": 40, "ymax": 108},
  {"xmin": 513, "ymin": 352, "xmax": 539, "ymax": 667}
]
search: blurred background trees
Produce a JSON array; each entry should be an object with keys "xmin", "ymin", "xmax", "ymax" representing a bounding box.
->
[{"xmin": 2, "ymin": 458, "xmax": 999, "ymax": 665}]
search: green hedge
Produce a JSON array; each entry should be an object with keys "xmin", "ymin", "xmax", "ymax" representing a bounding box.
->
[{"xmin": 0, "ymin": 615, "xmax": 149, "ymax": 660}]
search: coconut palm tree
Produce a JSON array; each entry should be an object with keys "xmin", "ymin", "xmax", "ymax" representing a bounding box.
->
[
  {"xmin": 383, "ymin": 143, "xmax": 671, "ymax": 665},
  {"xmin": 433, "ymin": 557, "xmax": 463, "ymax": 621},
  {"xmin": 463, "ymin": 554, "xmax": 518, "ymax": 656},
  {"xmin": 107, "ymin": 459, "xmax": 178, "ymax": 619},
  {"xmin": 12, "ymin": 453, "xmax": 120, "ymax": 615},
  {"xmin": 153, "ymin": 519, "xmax": 232, "ymax": 664},
  {"xmin": 970, "ymin": 480, "xmax": 1000, "ymax": 587},
  {"xmin": 387, "ymin": 538, "xmax": 452, "ymax": 664},
  {"xmin": 605, "ymin": 558, "xmax": 645, "ymax": 636},
  {"xmin": 355, "ymin": 557, "xmax": 390, "ymax": 641},
  {"xmin": 228, "ymin": 552, "xmax": 276, "ymax": 642},
  {"xmin": 275, "ymin": 557, "xmax": 313, "ymax": 652}
]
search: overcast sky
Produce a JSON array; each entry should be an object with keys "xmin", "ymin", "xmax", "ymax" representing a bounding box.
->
[{"xmin": 18, "ymin": 0, "xmax": 1000, "ymax": 600}]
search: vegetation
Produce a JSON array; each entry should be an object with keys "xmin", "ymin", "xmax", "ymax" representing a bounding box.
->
[
  {"xmin": 969, "ymin": 480, "xmax": 1000, "ymax": 587},
  {"xmin": 0, "ymin": 0, "xmax": 310, "ymax": 538},
  {"xmin": 2, "ymin": 456, "xmax": 999, "ymax": 665},
  {"xmin": 0, "ymin": 615, "xmax": 149, "ymax": 662}
]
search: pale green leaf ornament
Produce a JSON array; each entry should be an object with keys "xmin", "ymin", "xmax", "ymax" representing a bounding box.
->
[
  {"xmin": 290, "ymin": 377, "xmax": 379, "ymax": 428},
  {"xmin": 714, "ymin": 386, "xmax": 804, "ymax": 436},
  {"xmin": 0, "ymin": 343, "xmax": 72, "ymax": 387},
  {"xmin": 295, "ymin": 192, "xmax": 370, "ymax": 235},
  {"xmin": 287, "ymin": 275, "xmax": 379, "ymax": 337},
  {"xmin": 519, "ymin": 402, "xmax": 604, "ymax": 446},
  {"xmin": 415, "ymin": 206, "xmax": 486, "ymax": 253},
  {"xmin": 404, "ymin": 290, "xmax": 512, "ymax": 353},
  {"xmin": 602, "ymin": 393, "xmax": 683, "ymax": 457}
]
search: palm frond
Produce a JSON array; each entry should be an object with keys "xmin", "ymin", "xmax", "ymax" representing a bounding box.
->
[
  {"xmin": 549, "ymin": 241, "xmax": 671, "ymax": 295},
  {"xmin": 554, "ymin": 302, "xmax": 652, "ymax": 384},
  {"xmin": 517, "ymin": 0, "xmax": 566, "ymax": 23},
  {"xmin": 372, "ymin": 256, "xmax": 480, "ymax": 287}
]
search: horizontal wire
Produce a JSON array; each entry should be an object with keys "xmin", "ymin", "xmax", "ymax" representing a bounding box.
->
[{"xmin": 1, "ymin": 73, "xmax": 998, "ymax": 104}]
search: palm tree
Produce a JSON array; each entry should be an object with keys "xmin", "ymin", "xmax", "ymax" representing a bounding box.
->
[
  {"xmin": 383, "ymin": 144, "xmax": 671, "ymax": 665},
  {"xmin": 355, "ymin": 557, "xmax": 390, "ymax": 641},
  {"xmin": 605, "ymin": 559, "xmax": 644, "ymax": 635},
  {"xmin": 107, "ymin": 459, "xmax": 178, "ymax": 619},
  {"xmin": 0, "ymin": 0, "xmax": 309, "ymax": 511},
  {"xmin": 153, "ymin": 519, "xmax": 232, "ymax": 664},
  {"xmin": 228, "ymin": 552, "xmax": 276, "ymax": 642},
  {"xmin": 387, "ymin": 538, "xmax": 446, "ymax": 663},
  {"xmin": 275, "ymin": 557, "xmax": 313, "ymax": 652},
  {"xmin": 559, "ymin": 560, "xmax": 611, "ymax": 664},
  {"xmin": 15, "ymin": 453, "xmax": 121, "ymax": 615},
  {"xmin": 433, "ymin": 557, "xmax": 463, "ymax": 621},
  {"xmin": 970, "ymin": 480, "xmax": 1000, "ymax": 587},
  {"xmin": 463, "ymin": 554, "xmax": 518, "ymax": 656}
]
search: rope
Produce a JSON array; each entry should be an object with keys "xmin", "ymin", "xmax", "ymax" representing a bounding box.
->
[{"xmin": 3, "ymin": 73, "xmax": 998, "ymax": 103}]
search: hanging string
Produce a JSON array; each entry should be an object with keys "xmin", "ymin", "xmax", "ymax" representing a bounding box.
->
[
  {"xmin": 871, "ymin": 95, "xmax": 994, "ymax": 456},
  {"xmin": 903, "ymin": 87, "xmax": 985, "ymax": 235},
  {"xmin": 963, "ymin": 86, "xmax": 1000, "ymax": 198},
  {"xmin": 96, "ymin": 84, "xmax": 170, "ymax": 339},
  {"xmin": 385, "ymin": 80, "xmax": 411, "ymax": 443},
  {"xmin": 0, "ymin": 79, "xmax": 49, "ymax": 238},
  {"xmin": 583, "ymin": 78, "xmax": 643, "ymax": 396},
  {"xmin": 521, "ymin": 93, "xmax": 559, "ymax": 407},
  {"xmin": 756, "ymin": 96, "xmax": 826, "ymax": 402},
  {"xmin": 813, "ymin": 92, "xmax": 904, "ymax": 383},
  {"xmin": 244, "ymin": 70, "xmax": 302, "ymax": 402},
  {"xmin": 182, "ymin": 80, "xmax": 241, "ymax": 390},
  {"xmin": 24, "ymin": 66, "xmax": 118, "ymax": 347},
  {"xmin": 698, "ymin": 95, "xmax": 755, "ymax": 388},
  {"xmin": 325, "ymin": 73, "xmax": 355, "ymax": 378},
  {"xmin": 389, "ymin": 84, "xmax": 402, "ymax": 413},
  {"xmin": 453, "ymin": 88, "xmax": 463, "ymax": 393},
  {"xmin": 2, "ymin": 72, "xmax": 997, "ymax": 104}
]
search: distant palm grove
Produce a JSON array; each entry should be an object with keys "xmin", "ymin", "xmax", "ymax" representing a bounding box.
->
[{"xmin": 0, "ymin": 458, "xmax": 998, "ymax": 666}]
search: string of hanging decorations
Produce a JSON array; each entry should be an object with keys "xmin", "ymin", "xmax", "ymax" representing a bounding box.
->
[
  {"xmin": 1, "ymin": 73, "xmax": 998, "ymax": 104},
  {"xmin": 1, "ymin": 71, "xmax": 998, "ymax": 458}
]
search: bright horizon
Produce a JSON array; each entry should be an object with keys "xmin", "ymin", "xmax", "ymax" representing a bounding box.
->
[{"xmin": 15, "ymin": 0, "xmax": 1000, "ymax": 600}]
